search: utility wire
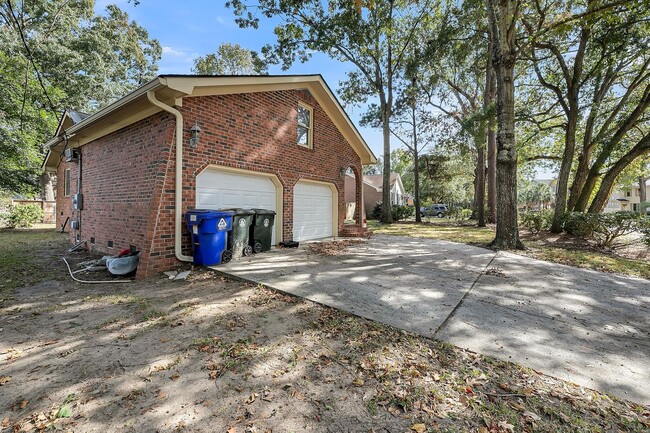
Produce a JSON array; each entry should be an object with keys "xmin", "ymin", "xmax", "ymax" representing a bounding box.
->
[{"xmin": 5, "ymin": 0, "xmax": 61, "ymax": 124}]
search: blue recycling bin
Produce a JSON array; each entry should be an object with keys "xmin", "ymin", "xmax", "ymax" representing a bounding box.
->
[{"xmin": 185, "ymin": 209, "xmax": 235, "ymax": 266}]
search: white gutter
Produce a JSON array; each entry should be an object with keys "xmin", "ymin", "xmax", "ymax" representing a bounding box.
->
[{"xmin": 146, "ymin": 90, "xmax": 193, "ymax": 263}]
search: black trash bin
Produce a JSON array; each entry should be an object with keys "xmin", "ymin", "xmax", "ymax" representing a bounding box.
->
[
  {"xmin": 221, "ymin": 208, "xmax": 255, "ymax": 263},
  {"xmin": 250, "ymin": 208, "xmax": 276, "ymax": 253}
]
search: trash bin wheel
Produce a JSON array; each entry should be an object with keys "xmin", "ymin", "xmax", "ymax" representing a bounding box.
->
[
  {"xmin": 243, "ymin": 245, "xmax": 253, "ymax": 256},
  {"xmin": 222, "ymin": 250, "xmax": 233, "ymax": 263},
  {"xmin": 253, "ymin": 242, "xmax": 263, "ymax": 253}
]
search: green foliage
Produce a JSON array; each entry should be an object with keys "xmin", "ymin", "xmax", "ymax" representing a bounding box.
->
[
  {"xmin": 519, "ymin": 210, "xmax": 553, "ymax": 234},
  {"xmin": 392, "ymin": 205, "xmax": 414, "ymax": 222},
  {"xmin": 518, "ymin": 180, "xmax": 553, "ymax": 210},
  {"xmin": 564, "ymin": 212, "xmax": 648, "ymax": 248},
  {"xmin": 562, "ymin": 212, "xmax": 602, "ymax": 238},
  {"xmin": 447, "ymin": 208, "xmax": 472, "ymax": 224},
  {"xmin": 192, "ymin": 43, "xmax": 267, "ymax": 75},
  {"xmin": 0, "ymin": 1, "xmax": 161, "ymax": 194},
  {"xmin": 370, "ymin": 202, "xmax": 382, "ymax": 220},
  {"xmin": 639, "ymin": 201, "xmax": 650, "ymax": 215},
  {"xmin": 2, "ymin": 204, "xmax": 44, "ymax": 228},
  {"xmin": 370, "ymin": 202, "xmax": 413, "ymax": 221}
]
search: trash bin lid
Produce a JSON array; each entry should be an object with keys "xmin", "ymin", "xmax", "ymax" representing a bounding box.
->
[
  {"xmin": 253, "ymin": 208, "xmax": 276, "ymax": 215},
  {"xmin": 221, "ymin": 208, "xmax": 255, "ymax": 216},
  {"xmin": 186, "ymin": 208, "xmax": 234, "ymax": 221}
]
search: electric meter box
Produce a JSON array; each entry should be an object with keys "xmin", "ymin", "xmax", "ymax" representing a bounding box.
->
[
  {"xmin": 73, "ymin": 193, "xmax": 83, "ymax": 210},
  {"xmin": 63, "ymin": 148, "xmax": 79, "ymax": 162}
]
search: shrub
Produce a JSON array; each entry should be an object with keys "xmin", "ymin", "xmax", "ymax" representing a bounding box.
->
[
  {"xmin": 520, "ymin": 210, "xmax": 553, "ymax": 234},
  {"xmin": 446, "ymin": 208, "xmax": 472, "ymax": 224},
  {"xmin": 370, "ymin": 202, "xmax": 382, "ymax": 220},
  {"xmin": 2, "ymin": 204, "xmax": 44, "ymax": 228},
  {"xmin": 392, "ymin": 205, "xmax": 413, "ymax": 221},
  {"xmin": 369, "ymin": 202, "xmax": 414, "ymax": 221},
  {"xmin": 563, "ymin": 212, "xmax": 600, "ymax": 238},
  {"xmin": 564, "ymin": 211, "xmax": 647, "ymax": 248}
]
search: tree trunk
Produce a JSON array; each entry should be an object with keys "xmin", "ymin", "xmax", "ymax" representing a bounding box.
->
[
  {"xmin": 573, "ymin": 146, "xmax": 613, "ymax": 212},
  {"xmin": 484, "ymin": 55, "xmax": 496, "ymax": 224},
  {"xmin": 487, "ymin": 0, "xmax": 521, "ymax": 249},
  {"xmin": 413, "ymin": 103, "xmax": 421, "ymax": 223},
  {"xmin": 588, "ymin": 135, "xmax": 650, "ymax": 212},
  {"xmin": 640, "ymin": 176, "xmax": 647, "ymax": 204},
  {"xmin": 568, "ymin": 146, "xmax": 592, "ymax": 210},
  {"xmin": 475, "ymin": 136, "xmax": 486, "ymax": 227},
  {"xmin": 380, "ymin": 99, "xmax": 393, "ymax": 223},
  {"xmin": 550, "ymin": 114, "xmax": 578, "ymax": 232},
  {"xmin": 41, "ymin": 172, "xmax": 55, "ymax": 201}
]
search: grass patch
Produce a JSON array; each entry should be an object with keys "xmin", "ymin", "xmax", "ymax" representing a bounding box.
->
[
  {"xmin": 367, "ymin": 219, "xmax": 649, "ymax": 279},
  {"xmin": 0, "ymin": 227, "xmax": 68, "ymax": 294},
  {"xmin": 367, "ymin": 219, "xmax": 495, "ymax": 245}
]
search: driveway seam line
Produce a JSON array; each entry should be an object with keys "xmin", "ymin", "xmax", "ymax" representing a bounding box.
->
[{"xmin": 432, "ymin": 251, "xmax": 498, "ymax": 339}]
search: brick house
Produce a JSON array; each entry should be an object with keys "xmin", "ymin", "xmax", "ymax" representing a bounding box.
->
[
  {"xmin": 42, "ymin": 75, "xmax": 377, "ymax": 278},
  {"xmin": 344, "ymin": 172, "xmax": 406, "ymax": 216}
]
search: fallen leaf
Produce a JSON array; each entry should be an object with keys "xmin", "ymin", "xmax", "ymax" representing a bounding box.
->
[
  {"xmin": 352, "ymin": 377, "xmax": 365, "ymax": 387},
  {"xmin": 226, "ymin": 427, "xmax": 237, "ymax": 433},
  {"xmin": 411, "ymin": 423, "xmax": 426, "ymax": 433},
  {"xmin": 1, "ymin": 418, "xmax": 10, "ymax": 428},
  {"xmin": 170, "ymin": 373, "xmax": 180, "ymax": 381},
  {"xmin": 465, "ymin": 386, "xmax": 474, "ymax": 395},
  {"xmin": 156, "ymin": 390, "xmax": 168, "ymax": 400},
  {"xmin": 478, "ymin": 427, "xmax": 489, "ymax": 433},
  {"xmin": 19, "ymin": 400, "xmax": 29, "ymax": 410},
  {"xmin": 498, "ymin": 383, "xmax": 511, "ymax": 392},
  {"xmin": 497, "ymin": 420, "xmax": 514, "ymax": 433},
  {"xmin": 0, "ymin": 376, "xmax": 10, "ymax": 386},
  {"xmin": 523, "ymin": 411, "xmax": 541, "ymax": 422}
]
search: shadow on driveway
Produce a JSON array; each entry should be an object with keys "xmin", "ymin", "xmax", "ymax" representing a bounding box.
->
[{"xmin": 217, "ymin": 235, "xmax": 650, "ymax": 404}]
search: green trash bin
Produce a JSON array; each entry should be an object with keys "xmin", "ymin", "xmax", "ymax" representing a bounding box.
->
[
  {"xmin": 221, "ymin": 208, "xmax": 255, "ymax": 262},
  {"xmin": 250, "ymin": 208, "xmax": 276, "ymax": 253}
]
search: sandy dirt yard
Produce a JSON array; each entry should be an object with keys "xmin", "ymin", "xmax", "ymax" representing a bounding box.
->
[{"xmin": 0, "ymin": 229, "xmax": 649, "ymax": 433}]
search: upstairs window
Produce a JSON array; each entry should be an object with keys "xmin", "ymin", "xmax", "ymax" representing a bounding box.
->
[{"xmin": 297, "ymin": 103, "xmax": 313, "ymax": 148}]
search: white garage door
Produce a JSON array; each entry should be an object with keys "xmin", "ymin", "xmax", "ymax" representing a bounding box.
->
[
  {"xmin": 196, "ymin": 168, "xmax": 277, "ymax": 243},
  {"xmin": 293, "ymin": 181, "xmax": 333, "ymax": 241}
]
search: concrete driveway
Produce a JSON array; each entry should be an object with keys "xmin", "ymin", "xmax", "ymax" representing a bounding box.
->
[{"xmin": 217, "ymin": 235, "xmax": 650, "ymax": 404}]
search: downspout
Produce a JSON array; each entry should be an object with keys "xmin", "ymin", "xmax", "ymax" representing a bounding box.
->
[{"xmin": 146, "ymin": 90, "xmax": 193, "ymax": 263}]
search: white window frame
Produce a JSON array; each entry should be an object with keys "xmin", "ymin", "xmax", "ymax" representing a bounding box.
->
[
  {"xmin": 297, "ymin": 102, "xmax": 313, "ymax": 149},
  {"xmin": 64, "ymin": 169, "xmax": 71, "ymax": 197}
]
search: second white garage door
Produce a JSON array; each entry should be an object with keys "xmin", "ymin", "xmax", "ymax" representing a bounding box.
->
[
  {"xmin": 196, "ymin": 167, "xmax": 277, "ymax": 243},
  {"xmin": 293, "ymin": 181, "xmax": 334, "ymax": 241}
]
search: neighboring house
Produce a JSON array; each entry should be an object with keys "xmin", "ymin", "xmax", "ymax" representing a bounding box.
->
[
  {"xmin": 604, "ymin": 184, "xmax": 649, "ymax": 213},
  {"xmin": 42, "ymin": 75, "xmax": 377, "ymax": 278},
  {"xmin": 344, "ymin": 173, "xmax": 406, "ymax": 214}
]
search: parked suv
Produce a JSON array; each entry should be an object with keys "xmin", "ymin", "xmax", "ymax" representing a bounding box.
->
[{"xmin": 420, "ymin": 204, "xmax": 448, "ymax": 218}]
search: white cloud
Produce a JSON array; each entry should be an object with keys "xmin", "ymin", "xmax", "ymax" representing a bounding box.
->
[{"xmin": 162, "ymin": 46, "xmax": 187, "ymax": 57}]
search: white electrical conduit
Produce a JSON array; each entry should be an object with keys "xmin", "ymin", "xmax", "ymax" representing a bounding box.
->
[
  {"xmin": 62, "ymin": 257, "xmax": 132, "ymax": 284},
  {"xmin": 146, "ymin": 90, "xmax": 193, "ymax": 263}
]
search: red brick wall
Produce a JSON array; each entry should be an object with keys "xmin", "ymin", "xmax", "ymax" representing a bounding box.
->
[
  {"xmin": 55, "ymin": 113, "xmax": 176, "ymax": 272},
  {"xmin": 56, "ymin": 89, "xmax": 362, "ymax": 279}
]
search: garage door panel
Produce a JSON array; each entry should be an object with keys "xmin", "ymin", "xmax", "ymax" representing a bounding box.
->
[
  {"xmin": 293, "ymin": 182, "xmax": 333, "ymax": 242},
  {"xmin": 196, "ymin": 168, "xmax": 277, "ymax": 244}
]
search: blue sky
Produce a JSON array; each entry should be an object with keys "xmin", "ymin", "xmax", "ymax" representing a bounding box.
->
[{"xmin": 94, "ymin": 0, "xmax": 385, "ymax": 159}]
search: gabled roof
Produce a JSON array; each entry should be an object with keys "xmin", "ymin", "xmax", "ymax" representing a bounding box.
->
[
  {"xmin": 364, "ymin": 173, "xmax": 402, "ymax": 191},
  {"xmin": 53, "ymin": 109, "xmax": 90, "ymax": 138},
  {"xmin": 42, "ymin": 74, "xmax": 377, "ymax": 170}
]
